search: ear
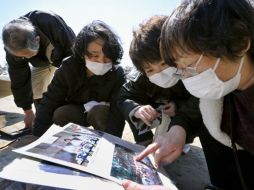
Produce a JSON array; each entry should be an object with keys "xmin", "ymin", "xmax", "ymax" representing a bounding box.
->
[{"xmin": 239, "ymin": 38, "xmax": 251, "ymax": 56}]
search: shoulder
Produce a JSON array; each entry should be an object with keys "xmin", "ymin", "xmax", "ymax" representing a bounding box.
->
[
  {"xmin": 23, "ymin": 10, "xmax": 58, "ymax": 18},
  {"xmin": 112, "ymin": 65, "xmax": 125, "ymax": 76},
  {"xmin": 125, "ymin": 67, "xmax": 142, "ymax": 82},
  {"xmin": 58, "ymin": 56, "xmax": 84, "ymax": 75},
  {"xmin": 23, "ymin": 10, "xmax": 64, "ymax": 26},
  {"xmin": 23, "ymin": 10, "xmax": 54, "ymax": 20},
  {"xmin": 113, "ymin": 64, "xmax": 123, "ymax": 71}
]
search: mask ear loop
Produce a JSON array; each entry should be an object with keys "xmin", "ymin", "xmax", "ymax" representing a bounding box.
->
[
  {"xmin": 193, "ymin": 53, "xmax": 204, "ymax": 70},
  {"xmin": 212, "ymin": 58, "xmax": 221, "ymax": 71},
  {"xmin": 213, "ymin": 56, "xmax": 245, "ymax": 74},
  {"xmin": 237, "ymin": 56, "xmax": 245, "ymax": 74}
]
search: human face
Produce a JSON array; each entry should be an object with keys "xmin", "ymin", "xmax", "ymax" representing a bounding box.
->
[
  {"xmin": 85, "ymin": 38, "xmax": 112, "ymax": 64},
  {"xmin": 5, "ymin": 35, "xmax": 40, "ymax": 59},
  {"xmin": 10, "ymin": 48, "xmax": 38, "ymax": 59},
  {"xmin": 174, "ymin": 52, "xmax": 242, "ymax": 82},
  {"xmin": 142, "ymin": 60, "xmax": 169, "ymax": 77}
]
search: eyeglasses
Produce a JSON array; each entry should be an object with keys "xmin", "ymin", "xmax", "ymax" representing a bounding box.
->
[
  {"xmin": 173, "ymin": 54, "xmax": 204, "ymax": 79},
  {"xmin": 173, "ymin": 67, "xmax": 199, "ymax": 79}
]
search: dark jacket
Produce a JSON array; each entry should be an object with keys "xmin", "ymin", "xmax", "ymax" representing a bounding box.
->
[
  {"xmin": 5, "ymin": 10, "xmax": 76, "ymax": 110},
  {"xmin": 118, "ymin": 72, "xmax": 203, "ymax": 142},
  {"xmin": 33, "ymin": 56, "xmax": 126, "ymax": 136}
]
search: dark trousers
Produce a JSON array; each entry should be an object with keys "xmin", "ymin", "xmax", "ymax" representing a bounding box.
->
[
  {"xmin": 52, "ymin": 104, "xmax": 125, "ymax": 137},
  {"xmin": 199, "ymin": 126, "xmax": 254, "ymax": 190}
]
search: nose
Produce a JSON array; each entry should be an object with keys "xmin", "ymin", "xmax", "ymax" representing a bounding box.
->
[
  {"xmin": 97, "ymin": 56, "xmax": 112, "ymax": 64},
  {"xmin": 176, "ymin": 63, "xmax": 186, "ymax": 69},
  {"xmin": 96, "ymin": 56, "xmax": 104, "ymax": 63}
]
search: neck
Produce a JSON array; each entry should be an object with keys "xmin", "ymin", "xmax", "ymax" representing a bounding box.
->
[{"xmin": 238, "ymin": 55, "xmax": 254, "ymax": 90}]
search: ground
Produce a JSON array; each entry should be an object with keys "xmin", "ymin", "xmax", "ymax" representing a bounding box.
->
[{"xmin": 0, "ymin": 95, "xmax": 210, "ymax": 190}]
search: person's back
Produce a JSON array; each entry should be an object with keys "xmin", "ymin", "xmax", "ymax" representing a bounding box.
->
[{"xmin": 2, "ymin": 10, "xmax": 76, "ymax": 128}]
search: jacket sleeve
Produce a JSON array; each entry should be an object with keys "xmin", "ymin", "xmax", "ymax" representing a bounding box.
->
[
  {"xmin": 6, "ymin": 52, "xmax": 33, "ymax": 110},
  {"xmin": 109, "ymin": 66, "xmax": 127, "ymax": 117},
  {"xmin": 25, "ymin": 11, "xmax": 76, "ymax": 67},
  {"xmin": 102, "ymin": 66, "xmax": 126, "ymax": 137},
  {"xmin": 117, "ymin": 74, "xmax": 151, "ymax": 123},
  {"xmin": 32, "ymin": 63, "xmax": 69, "ymax": 136}
]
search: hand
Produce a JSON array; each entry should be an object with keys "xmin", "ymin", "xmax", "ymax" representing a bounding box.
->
[
  {"xmin": 122, "ymin": 180, "xmax": 174, "ymax": 190},
  {"xmin": 134, "ymin": 105, "xmax": 160, "ymax": 126},
  {"xmin": 163, "ymin": 101, "xmax": 176, "ymax": 117},
  {"xmin": 135, "ymin": 125, "xmax": 186, "ymax": 167},
  {"xmin": 24, "ymin": 109, "xmax": 35, "ymax": 128}
]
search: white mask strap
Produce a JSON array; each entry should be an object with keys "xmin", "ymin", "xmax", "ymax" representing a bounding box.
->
[
  {"xmin": 212, "ymin": 56, "xmax": 244, "ymax": 74},
  {"xmin": 194, "ymin": 54, "xmax": 204, "ymax": 69},
  {"xmin": 213, "ymin": 58, "xmax": 221, "ymax": 71},
  {"xmin": 237, "ymin": 56, "xmax": 245, "ymax": 74}
]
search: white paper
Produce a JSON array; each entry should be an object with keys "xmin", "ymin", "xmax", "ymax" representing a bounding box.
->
[{"xmin": 0, "ymin": 157, "xmax": 123, "ymax": 190}]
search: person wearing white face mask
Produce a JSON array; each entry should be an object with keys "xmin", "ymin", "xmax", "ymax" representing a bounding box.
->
[
  {"xmin": 148, "ymin": 66, "xmax": 179, "ymax": 88},
  {"xmin": 180, "ymin": 54, "xmax": 245, "ymax": 100},
  {"xmin": 118, "ymin": 15, "xmax": 203, "ymax": 168},
  {"xmin": 127, "ymin": 1, "xmax": 254, "ymax": 190},
  {"xmin": 32, "ymin": 20, "xmax": 126, "ymax": 138}
]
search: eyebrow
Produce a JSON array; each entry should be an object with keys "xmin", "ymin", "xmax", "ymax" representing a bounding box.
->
[{"xmin": 88, "ymin": 50, "xmax": 101, "ymax": 54}]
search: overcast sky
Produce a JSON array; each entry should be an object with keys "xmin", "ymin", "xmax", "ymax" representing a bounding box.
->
[{"xmin": 0, "ymin": 0, "xmax": 180, "ymax": 67}]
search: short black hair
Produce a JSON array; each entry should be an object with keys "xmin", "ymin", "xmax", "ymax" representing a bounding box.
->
[
  {"xmin": 72, "ymin": 20, "xmax": 123, "ymax": 64},
  {"xmin": 129, "ymin": 15, "xmax": 168, "ymax": 72},
  {"xmin": 160, "ymin": 0, "xmax": 254, "ymax": 66}
]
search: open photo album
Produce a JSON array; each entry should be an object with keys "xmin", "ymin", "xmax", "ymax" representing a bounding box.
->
[{"xmin": 11, "ymin": 123, "xmax": 177, "ymax": 189}]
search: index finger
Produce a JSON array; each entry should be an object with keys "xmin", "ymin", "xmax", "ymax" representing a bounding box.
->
[{"xmin": 135, "ymin": 143, "xmax": 160, "ymax": 161}]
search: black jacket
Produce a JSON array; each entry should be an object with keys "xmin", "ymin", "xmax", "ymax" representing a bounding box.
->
[
  {"xmin": 33, "ymin": 56, "xmax": 126, "ymax": 136},
  {"xmin": 118, "ymin": 72, "xmax": 203, "ymax": 142},
  {"xmin": 5, "ymin": 10, "xmax": 76, "ymax": 110}
]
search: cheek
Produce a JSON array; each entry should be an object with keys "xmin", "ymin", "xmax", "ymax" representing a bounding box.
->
[
  {"xmin": 162, "ymin": 64, "xmax": 170, "ymax": 70},
  {"xmin": 176, "ymin": 62, "xmax": 186, "ymax": 69},
  {"xmin": 144, "ymin": 70, "xmax": 157, "ymax": 77},
  {"xmin": 196, "ymin": 62, "xmax": 213, "ymax": 73},
  {"xmin": 145, "ymin": 71, "xmax": 153, "ymax": 77}
]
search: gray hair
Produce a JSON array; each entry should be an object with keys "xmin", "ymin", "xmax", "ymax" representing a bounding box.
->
[{"xmin": 2, "ymin": 18, "xmax": 39, "ymax": 53}]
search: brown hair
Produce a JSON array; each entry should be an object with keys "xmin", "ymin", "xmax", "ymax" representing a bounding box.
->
[{"xmin": 129, "ymin": 15, "xmax": 168, "ymax": 72}]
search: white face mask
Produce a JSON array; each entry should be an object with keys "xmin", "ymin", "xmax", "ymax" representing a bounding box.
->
[
  {"xmin": 86, "ymin": 60, "xmax": 112, "ymax": 75},
  {"xmin": 182, "ymin": 56, "xmax": 244, "ymax": 99},
  {"xmin": 148, "ymin": 67, "xmax": 179, "ymax": 88}
]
